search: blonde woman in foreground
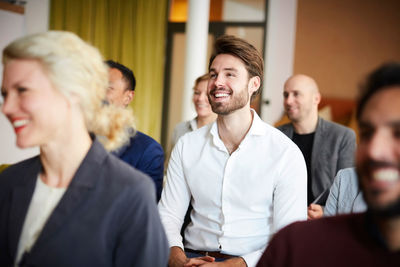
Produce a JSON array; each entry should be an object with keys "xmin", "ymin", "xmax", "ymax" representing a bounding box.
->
[{"xmin": 0, "ymin": 31, "xmax": 168, "ymax": 266}]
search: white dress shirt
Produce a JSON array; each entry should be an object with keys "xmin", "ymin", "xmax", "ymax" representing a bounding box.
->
[{"xmin": 159, "ymin": 111, "xmax": 307, "ymax": 267}]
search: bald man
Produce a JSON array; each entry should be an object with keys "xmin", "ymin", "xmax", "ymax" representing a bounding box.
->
[{"xmin": 278, "ymin": 74, "xmax": 356, "ymax": 219}]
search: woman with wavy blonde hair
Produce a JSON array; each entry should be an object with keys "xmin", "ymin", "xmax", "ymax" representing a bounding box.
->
[{"xmin": 0, "ymin": 31, "xmax": 168, "ymax": 266}]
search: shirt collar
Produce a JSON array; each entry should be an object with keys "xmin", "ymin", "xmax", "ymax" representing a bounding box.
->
[
  {"xmin": 209, "ymin": 109, "xmax": 266, "ymax": 151},
  {"xmin": 247, "ymin": 109, "xmax": 267, "ymax": 136},
  {"xmin": 189, "ymin": 118, "xmax": 198, "ymax": 131}
]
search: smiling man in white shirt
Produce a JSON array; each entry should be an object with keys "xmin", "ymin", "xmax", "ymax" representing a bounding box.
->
[{"xmin": 158, "ymin": 35, "xmax": 307, "ymax": 267}]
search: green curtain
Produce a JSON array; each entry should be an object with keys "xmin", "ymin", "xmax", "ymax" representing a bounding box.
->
[
  {"xmin": 50, "ymin": 0, "xmax": 167, "ymax": 142},
  {"xmin": 0, "ymin": 164, "xmax": 10, "ymax": 173}
]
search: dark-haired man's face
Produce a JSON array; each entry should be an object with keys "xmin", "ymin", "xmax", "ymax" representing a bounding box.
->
[
  {"xmin": 356, "ymin": 86, "xmax": 400, "ymax": 216},
  {"xmin": 207, "ymin": 54, "xmax": 259, "ymax": 115},
  {"xmin": 107, "ymin": 68, "xmax": 134, "ymax": 107}
]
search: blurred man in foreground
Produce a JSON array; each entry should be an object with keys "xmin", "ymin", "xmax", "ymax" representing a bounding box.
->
[{"xmin": 257, "ymin": 62, "xmax": 400, "ymax": 266}]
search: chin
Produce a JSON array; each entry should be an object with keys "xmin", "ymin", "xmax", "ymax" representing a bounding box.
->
[
  {"xmin": 286, "ymin": 113, "xmax": 297, "ymax": 120},
  {"xmin": 198, "ymin": 111, "xmax": 212, "ymax": 118},
  {"xmin": 368, "ymin": 196, "xmax": 400, "ymax": 218},
  {"xmin": 288, "ymin": 116, "xmax": 300, "ymax": 123},
  {"xmin": 16, "ymin": 137, "xmax": 38, "ymax": 149}
]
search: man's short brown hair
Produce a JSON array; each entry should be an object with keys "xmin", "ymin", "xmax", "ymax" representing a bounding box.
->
[{"xmin": 208, "ymin": 35, "xmax": 264, "ymax": 98}]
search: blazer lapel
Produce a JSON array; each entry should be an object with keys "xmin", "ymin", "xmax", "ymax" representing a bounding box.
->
[
  {"xmin": 29, "ymin": 139, "xmax": 106, "ymax": 251},
  {"xmin": 8, "ymin": 157, "xmax": 41, "ymax": 258}
]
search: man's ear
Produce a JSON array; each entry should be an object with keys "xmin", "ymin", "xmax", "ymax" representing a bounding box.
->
[
  {"xmin": 248, "ymin": 76, "xmax": 261, "ymax": 96},
  {"xmin": 314, "ymin": 92, "xmax": 321, "ymax": 105},
  {"xmin": 123, "ymin": 90, "xmax": 135, "ymax": 106}
]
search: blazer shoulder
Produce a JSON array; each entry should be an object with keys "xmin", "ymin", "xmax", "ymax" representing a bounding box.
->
[
  {"xmin": 0, "ymin": 156, "xmax": 40, "ymax": 186},
  {"xmin": 277, "ymin": 122, "xmax": 293, "ymax": 132},
  {"xmin": 317, "ymin": 119, "xmax": 356, "ymax": 145},
  {"xmin": 103, "ymin": 152, "xmax": 155, "ymax": 191},
  {"xmin": 276, "ymin": 123, "xmax": 293, "ymax": 138},
  {"xmin": 277, "ymin": 122, "xmax": 291, "ymax": 130},
  {"xmin": 320, "ymin": 118, "xmax": 355, "ymax": 135}
]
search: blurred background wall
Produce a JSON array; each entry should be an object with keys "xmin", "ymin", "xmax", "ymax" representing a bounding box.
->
[{"xmin": 1, "ymin": 0, "xmax": 399, "ymax": 164}]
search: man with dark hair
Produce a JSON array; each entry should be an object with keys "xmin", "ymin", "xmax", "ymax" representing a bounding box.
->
[
  {"xmin": 278, "ymin": 74, "xmax": 356, "ymax": 219},
  {"xmin": 159, "ymin": 35, "xmax": 307, "ymax": 267},
  {"xmin": 106, "ymin": 60, "xmax": 136, "ymax": 106},
  {"xmin": 257, "ymin": 62, "xmax": 400, "ymax": 267},
  {"xmin": 106, "ymin": 60, "xmax": 164, "ymax": 201}
]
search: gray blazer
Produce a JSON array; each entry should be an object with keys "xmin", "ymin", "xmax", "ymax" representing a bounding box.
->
[
  {"xmin": 0, "ymin": 138, "xmax": 169, "ymax": 267},
  {"xmin": 324, "ymin": 168, "xmax": 366, "ymax": 216},
  {"xmin": 278, "ymin": 117, "xmax": 356, "ymax": 202}
]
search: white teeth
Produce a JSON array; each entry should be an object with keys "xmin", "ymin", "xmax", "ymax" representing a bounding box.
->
[
  {"xmin": 372, "ymin": 169, "xmax": 399, "ymax": 182},
  {"xmin": 215, "ymin": 93, "xmax": 229, "ymax": 98},
  {"xmin": 13, "ymin": 119, "xmax": 29, "ymax": 128}
]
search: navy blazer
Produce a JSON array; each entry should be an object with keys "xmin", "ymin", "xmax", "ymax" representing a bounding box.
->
[
  {"xmin": 0, "ymin": 138, "xmax": 169, "ymax": 267},
  {"xmin": 113, "ymin": 131, "xmax": 164, "ymax": 201},
  {"xmin": 278, "ymin": 117, "xmax": 356, "ymax": 204}
]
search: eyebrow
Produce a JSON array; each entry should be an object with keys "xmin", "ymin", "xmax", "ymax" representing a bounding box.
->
[
  {"xmin": 358, "ymin": 120, "xmax": 400, "ymax": 128},
  {"xmin": 209, "ymin": 67, "xmax": 238, "ymax": 73},
  {"xmin": 283, "ymin": 90, "xmax": 299, "ymax": 94},
  {"xmin": 357, "ymin": 121, "xmax": 372, "ymax": 128}
]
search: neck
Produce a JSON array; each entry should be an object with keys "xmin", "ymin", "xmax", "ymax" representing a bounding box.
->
[
  {"xmin": 293, "ymin": 113, "xmax": 319, "ymax": 134},
  {"xmin": 376, "ymin": 216, "xmax": 400, "ymax": 251},
  {"xmin": 197, "ymin": 113, "xmax": 217, "ymax": 128},
  {"xmin": 39, "ymin": 125, "xmax": 92, "ymax": 188},
  {"xmin": 217, "ymin": 107, "xmax": 253, "ymax": 154}
]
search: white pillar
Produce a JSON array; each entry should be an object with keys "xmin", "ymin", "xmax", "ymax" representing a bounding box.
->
[
  {"xmin": 181, "ymin": 0, "xmax": 210, "ymax": 122},
  {"xmin": 261, "ymin": 0, "xmax": 298, "ymax": 124}
]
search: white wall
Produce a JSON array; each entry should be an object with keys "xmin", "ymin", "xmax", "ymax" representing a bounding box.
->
[
  {"xmin": 0, "ymin": 0, "xmax": 49, "ymax": 164},
  {"xmin": 261, "ymin": 0, "xmax": 297, "ymax": 124},
  {"xmin": 25, "ymin": 0, "xmax": 49, "ymax": 34},
  {"xmin": 222, "ymin": 0, "xmax": 298, "ymax": 125},
  {"xmin": 223, "ymin": 0, "xmax": 265, "ymax": 22}
]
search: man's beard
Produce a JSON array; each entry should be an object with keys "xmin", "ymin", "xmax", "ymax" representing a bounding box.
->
[
  {"xmin": 357, "ymin": 160, "xmax": 400, "ymax": 218},
  {"xmin": 285, "ymin": 106, "xmax": 312, "ymax": 124},
  {"xmin": 286, "ymin": 111, "xmax": 301, "ymax": 123},
  {"xmin": 208, "ymin": 86, "xmax": 249, "ymax": 115},
  {"xmin": 370, "ymin": 199, "xmax": 400, "ymax": 218}
]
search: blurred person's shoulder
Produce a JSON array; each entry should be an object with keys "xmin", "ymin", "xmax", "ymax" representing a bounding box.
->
[{"xmin": 0, "ymin": 156, "xmax": 41, "ymax": 188}]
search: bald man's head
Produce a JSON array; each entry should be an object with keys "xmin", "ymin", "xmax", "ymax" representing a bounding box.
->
[{"xmin": 283, "ymin": 74, "xmax": 321, "ymax": 123}]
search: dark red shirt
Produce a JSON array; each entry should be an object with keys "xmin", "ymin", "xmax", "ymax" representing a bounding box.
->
[{"xmin": 257, "ymin": 213, "xmax": 400, "ymax": 267}]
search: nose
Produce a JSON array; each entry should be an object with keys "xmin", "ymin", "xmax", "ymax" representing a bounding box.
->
[
  {"xmin": 214, "ymin": 74, "xmax": 225, "ymax": 88},
  {"xmin": 199, "ymin": 91, "xmax": 209, "ymax": 102},
  {"xmin": 365, "ymin": 128, "xmax": 394, "ymax": 162},
  {"xmin": 1, "ymin": 91, "xmax": 16, "ymax": 117},
  {"xmin": 284, "ymin": 94, "xmax": 293, "ymax": 106}
]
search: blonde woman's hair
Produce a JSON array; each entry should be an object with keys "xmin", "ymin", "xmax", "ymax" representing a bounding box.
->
[
  {"xmin": 193, "ymin": 73, "xmax": 210, "ymax": 89},
  {"xmin": 2, "ymin": 31, "xmax": 135, "ymax": 151}
]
